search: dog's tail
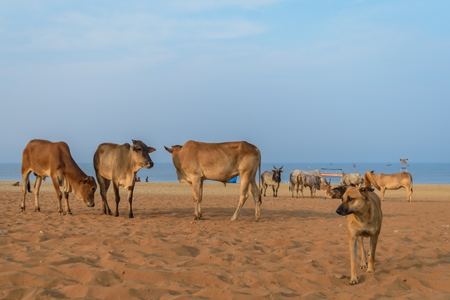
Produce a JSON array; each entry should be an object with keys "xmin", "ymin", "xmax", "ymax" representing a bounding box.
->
[{"xmin": 364, "ymin": 170, "xmax": 381, "ymax": 190}]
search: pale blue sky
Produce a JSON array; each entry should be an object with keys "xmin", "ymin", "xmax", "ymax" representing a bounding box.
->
[{"xmin": 1, "ymin": 0, "xmax": 449, "ymax": 164}]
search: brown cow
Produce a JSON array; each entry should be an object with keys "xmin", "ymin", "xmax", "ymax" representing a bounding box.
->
[
  {"xmin": 164, "ymin": 140, "xmax": 261, "ymax": 221},
  {"xmin": 21, "ymin": 139, "xmax": 97, "ymax": 214},
  {"xmin": 364, "ymin": 171, "xmax": 413, "ymax": 202},
  {"xmin": 94, "ymin": 140, "xmax": 155, "ymax": 218}
]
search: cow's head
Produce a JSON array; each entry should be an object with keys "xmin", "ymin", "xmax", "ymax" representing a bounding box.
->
[
  {"xmin": 77, "ymin": 176, "xmax": 97, "ymax": 207},
  {"xmin": 131, "ymin": 140, "xmax": 156, "ymax": 169},
  {"xmin": 314, "ymin": 176, "xmax": 321, "ymax": 189},
  {"xmin": 272, "ymin": 165, "xmax": 283, "ymax": 182},
  {"xmin": 164, "ymin": 145, "xmax": 183, "ymax": 166},
  {"xmin": 320, "ymin": 179, "xmax": 332, "ymax": 198}
]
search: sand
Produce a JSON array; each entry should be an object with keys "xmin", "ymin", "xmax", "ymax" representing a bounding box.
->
[{"xmin": 1, "ymin": 181, "xmax": 450, "ymax": 299}]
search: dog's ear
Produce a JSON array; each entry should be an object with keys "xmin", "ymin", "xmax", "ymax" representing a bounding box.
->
[{"xmin": 359, "ymin": 187, "xmax": 374, "ymax": 198}]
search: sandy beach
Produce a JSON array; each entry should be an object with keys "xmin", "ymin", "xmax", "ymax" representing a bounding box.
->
[{"xmin": 1, "ymin": 181, "xmax": 449, "ymax": 299}]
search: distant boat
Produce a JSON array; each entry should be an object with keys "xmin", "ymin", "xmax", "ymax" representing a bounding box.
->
[{"xmin": 386, "ymin": 164, "xmax": 392, "ymax": 166}]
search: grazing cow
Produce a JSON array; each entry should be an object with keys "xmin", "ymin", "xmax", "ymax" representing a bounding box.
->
[
  {"xmin": 261, "ymin": 165, "xmax": 283, "ymax": 197},
  {"xmin": 164, "ymin": 140, "xmax": 261, "ymax": 221},
  {"xmin": 21, "ymin": 139, "xmax": 97, "ymax": 214},
  {"xmin": 94, "ymin": 140, "xmax": 155, "ymax": 218},
  {"xmin": 302, "ymin": 174, "xmax": 321, "ymax": 198},
  {"xmin": 364, "ymin": 171, "xmax": 413, "ymax": 202},
  {"xmin": 289, "ymin": 170, "xmax": 303, "ymax": 197},
  {"xmin": 321, "ymin": 180, "xmax": 350, "ymax": 199},
  {"xmin": 341, "ymin": 173, "xmax": 364, "ymax": 187}
]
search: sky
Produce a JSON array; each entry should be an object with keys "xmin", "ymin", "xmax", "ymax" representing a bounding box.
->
[{"xmin": 1, "ymin": 0, "xmax": 449, "ymax": 164}]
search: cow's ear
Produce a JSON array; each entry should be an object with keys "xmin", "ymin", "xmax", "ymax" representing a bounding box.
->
[
  {"xmin": 164, "ymin": 146, "xmax": 173, "ymax": 153},
  {"xmin": 148, "ymin": 147, "xmax": 156, "ymax": 153}
]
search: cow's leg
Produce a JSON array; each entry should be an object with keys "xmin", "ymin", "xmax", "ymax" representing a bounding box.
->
[
  {"xmin": 191, "ymin": 177, "xmax": 202, "ymax": 220},
  {"xmin": 272, "ymin": 185, "xmax": 276, "ymax": 197},
  {"xmin": 381, "ymin": 187, "xmax": 386, "ymax": 201},
  {"xmin": 20, "ymin": 171, "xmax": 31, "ymax": 212},
  {"xmin": 261, "ymin": 184, "xmax": 267, "ymax": 197},
  {"xmin": 50, "ymin": 177, "xmax": 64, "ymax": 215},
  {"xmin": 98, "ymin": 177, "xmax": 112, "ymax": 215},
  {"xmin": 249, "ymin": 179, "xmax": 261, "ymax": 221},
  {"xmin": 231, "ymin": 177, "xmax": 250, "ymax": 221},
  {"xmin": 113, "ymin": 183, "xmax": 121, "ymax": 217},
  {"xmin": 33, "ymin": 176, "xmax": 43, "ymax": 212},
  {"xmin": 63, "ymin": 190, "xmax": 72, "ymax": 215},
  {"xmin": 406, "ymin": 185, "xmax": 412, "ymax": 202},
  {"xmin": 126, "ymin": 186, "xmax": 135, "ymax": 218}
]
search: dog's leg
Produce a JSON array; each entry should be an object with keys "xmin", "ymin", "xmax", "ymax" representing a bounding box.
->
[
  {"xmin": 358, "ymin": 236, "xmax": 368, "ymax": 269},
  {"xmin": 367, "ymin": 234, "xmax": 379, "ymax": 273},
  {"xmin": 348, "ymin": 235, "xmax": 359, "ymax": 285}
]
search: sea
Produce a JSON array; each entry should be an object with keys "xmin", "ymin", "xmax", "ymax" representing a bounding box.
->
[{"xmin": 1, "ymin": 162, "xmax": 450, "ymax": 184}]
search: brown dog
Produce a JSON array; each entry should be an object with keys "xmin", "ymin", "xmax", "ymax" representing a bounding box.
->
[{"xmin": 336, "ymin": 187, "xmax": 383, "ymax": 285}]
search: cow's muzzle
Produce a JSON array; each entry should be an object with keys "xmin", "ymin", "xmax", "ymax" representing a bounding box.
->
[{"xmin": 145, "ymin": 161, "xmax": 154, "ymax": 169}]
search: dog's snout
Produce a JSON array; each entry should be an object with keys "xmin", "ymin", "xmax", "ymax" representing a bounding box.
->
[{"xmin": 336, "ymin": 203, "xmax": 348, "ymax": 216}]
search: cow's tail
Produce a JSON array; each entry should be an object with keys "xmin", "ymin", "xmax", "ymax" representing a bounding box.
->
[
  {"xmin": 364, "ymin": 171, "xmax": 381, "ymax": 190},
  {"xmin": 408, "ymin": 172, "xmax": 413, "ymax": 194},
  {"xmin": 27, "ymin": 179, "xmax": 31, "ymax": 193},
  {"xmin": 258, "ymin": 160, "xmax": 262, "ymax": 205}
]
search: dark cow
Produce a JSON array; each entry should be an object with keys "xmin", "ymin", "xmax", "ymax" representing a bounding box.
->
[
  {"xmin": 164, "ymin": 140, "xmax": 261, "ymax": 221},
  {"xmin": 302, "ymin": 174, "xmax": 321, "ymax": 198},
  {"xmin": 21, "ymin": 139, "xmax": 97, "ymax": 214},
  {"xmin": 93, "ymin": 140, "xmax": 155, "ymax": 218},
  {"xmin": 261, "ymin": 165, "xmax": 283, "ymax": 197}
]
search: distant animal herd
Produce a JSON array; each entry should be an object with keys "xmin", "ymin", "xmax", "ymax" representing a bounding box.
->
[{"xmin": 17, "ymin": 138, "xmax": 414, "ymax": 285}]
